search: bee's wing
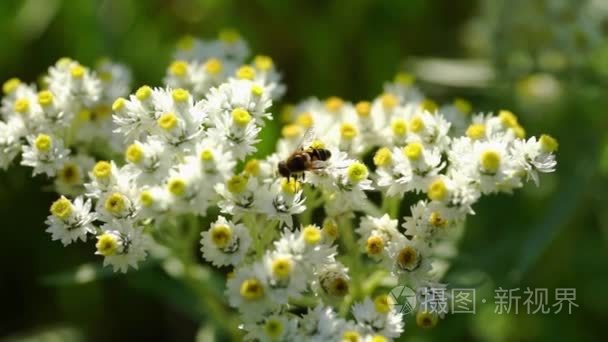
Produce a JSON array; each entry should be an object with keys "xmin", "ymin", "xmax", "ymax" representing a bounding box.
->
[
  {"xmin": 311, "ymin": 160, "xmax": 328, "ymax": 170},
  {"xmin": 295, "ymin": 126, "xmax": 316, "ymax": 151}
]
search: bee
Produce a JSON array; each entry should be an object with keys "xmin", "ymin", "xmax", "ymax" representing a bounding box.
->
[{"xmin": 277, "ymin": 128, "xmax": 332, "ymax": 180}]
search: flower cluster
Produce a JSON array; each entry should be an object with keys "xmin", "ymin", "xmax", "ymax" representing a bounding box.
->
[{"xmin": 1, "ymin": 31, "xmax": 558, "ymax": 341}]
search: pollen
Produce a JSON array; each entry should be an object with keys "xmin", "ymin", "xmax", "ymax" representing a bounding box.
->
[
  {"xmin": 244, "ymin": 159, "xmax": 260, "ymax": 176},
  {"xmin": 282, "ymin": 124, "xmax": 301, "ymax": 138},
  {"xmin": 58, "ymin": 163, "xmax": 80, "ymax": 185},
  {"xmin": 271, "ymin": 257, "xmax": 293, "ymax": 279},
  {"xmin": 14, "ymin": 98, "xmax": 30, "ymax": 114},
  {"xmin": 499, "ymin": 110, "xmax": 518, "ymax": 128},
  {"xmin": 232, "ymin": 108, "xmax": 252, "ymax": 126},
  {"xmin": 168, "ymin": 178, "xmax": 187, "ymax": 196},
  {"xmin": 93, "ymin": 161, "xmax": 112, "ymax": 179},
  {"xmin": 540, "ymin": 134, "xmax": 558, "ymax": 153},
  {"xmin": 296, "ymin": 112, "xmax": 314, "ymax": 128},
  {"xmin": 416, "ymin": 311, "xmax": 438, "ymax": 329},
  {"xmin": 112, "ymin": 97, "xmax": 126, "ymax": 112},
  {"xmin": 410, "ymin": 115, "xmax": 425, "ymax": 132},
  {"xmin": 50, "ymin": 196, "xmax": 72, "ymax": 219},
  {"xmin": 513, "ymin": 124, "xmax": 526, "ymax": 139},
  {"xmin": 227, "ymin": 175, "xmax": 248, "ymax": 194},
  {"xmin": 397, "ymin": 246, "xmax": 419, "ymax": 270},
  {"xmin": 480, "ymin": 150, "xmax": 501, "ymax": 174},
  {"xmin": 466, "ymin": 123, "xmax": 486, "ymax": 140},
  {"xmin": 403, "ymin": 142, "xmax": 423, "ymax": 161},
  {"xmin": 70, "ymin": 64, "xmax": 86, "ymax": 78},
  {"xmin": 135, "ymin": 85, "xmax": 152, "ymax": 101},
  {"xmin": 366, "ymin": 235, "xmax": 384, "ymax": 256},
  {"xmin": 453, "ymin": 97, "xmax": 472, "ymax": 114},
  {"xmin": 210, "ymin": 224, "xmax": 233, "ymax": 249},
  {"xmin": 340, "ymin": 122, "xmax": 358, "ymax": 140},
  {"xmin": 38, "ymin": 90, "xmax": 54, "ymax": 107},
  {"xmin": 104, "ymin": 193, "xmax": 127, "ymax": 215},
  {"xmin": 139, "ymin": 190, "xmax": 154, "ymax": 208},
  {"xmin": 219, "ymin": 28, "xmax": 241, "ymax": 44},
  {"xmin": 264, "ymin": 318, "xmax": 284, "ymax": 338},
  {"xmin": 374, "ymin": 147, "xmax": 393, "ymax": 167},
  {"xmin": 391, "ymin": 118, "xmax": 407, "ymax": 136},
  {"xmin": 371, "ymin": 335, "xmax": 388, "ymax": 342},
  {"xmin": 355, "ymin": 101, "xmax": 371, "ymax": 117},
  {"xmin": 236, "ymin": 65, "xmax": 256, "ymax": 80},
  {"xmin": 310, "ymin": 139, "xmax": 326, "ymax": 149},
  {"xmin": 240, "ymin": 278, "xmax": 264, "ymax": 301},
  {"xmin": 169, "ymin": 60, "xmax": 188, "ymax": 77},
  {"xmin": 427, "ymin": 178, "xmax": 448, "ymax": 201},
  {"xmin": 429, "ymin": 211, "xmax": 448, "ymax": 228},
  {"xmin": 347, "ymin": 161, "xmax": 369, "ymax": 183},
  {"xmin": 3, "ymin": 78, "xmax": 21, "ymax": 94},
  {"xmin": 200, "ymin": 148, "xmax": 214, "ymax": 161},
  {"xmin": 325, "ymin": 96, "xmax": 343, "ymax": 112},
  {"xmin": 96, "ymin": 233, "xmax": 119, "ymax": 257},
  {"xmin": 125, "ymin": 144, "xmax": 144, "ymax": 164},
  {"xmin": 254, "ymin": 55, "xmax": 273, "ymax": 71},
  {"xmin": 172, "ymin": 88, "xmax": 190, "ymax": 103},
  {"xmin": 34, "ymin": 134, "xmax": 52, "ymax": 152},
  {"xmin": 251, "ymin": 84, "xmax": 264, "ymax": 96},
  {"xmin": 327, "ymin": 276, "xmax": 349, "ymax": 296},
  {"xmin": 205, "ymin": 58, "xmax": 223, "ymax": 75},
  {"xmin": 158, "ymin": 112, "xmax": 178, "ymax": 130},
  {"xmin": 302, "ymin": 225, "xmax": 322, "ymax": 245},
  {"xmin": 374, "ymin": 294, "xmax": 392, "ymax": 314},
  {"xmin": 281, "ymin": 178, "xmax": 301, "ymax": 194},
  {"xmin": 381, "ymin": 93, "xmax": 398, "ymax": 109},
  {"xmin": 420, "ymin": 99, "xmax": 438, "ymax": 113},
  {"xmin": 394, "ymin": 72, "xmax": 415, "ymax": 85}
]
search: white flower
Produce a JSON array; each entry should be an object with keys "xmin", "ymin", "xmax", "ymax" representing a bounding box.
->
[
  {"xmin": 45, "ymin": 196, "xmax": 96, "ymax": 246},
  {"xmin": 225, "ymin": 263, "xmax": 276, "ymax": 317},
  {"xmin": 352, "ymin": 297, "xmax": 404, "ymax": 338},
  {"xmin": 95, "ymin": 221, "xmax": 150, "ymax": 273},
  {"xmin": 243, "ymin": 313, "xmax": 298, "ymax": 342},
  {"xmin": 0, "ymin": 117, "xmax": 25, "ymax": 169},
  {"xmin": 200, "ymin": 216, "xmax": 251, "ymax": 267},
  {"xmin": 255, "ymin": 178, "xmax": 306, "ymax": 227},
  {"xmin": 263, "ymin": 251, "xmax": 309, "ymax": 303},
  {"xmin": 387, "ymin": 237, "xmax": 433, "ymax": 287},
  {"xmin": 273, "ymin": 226, "xmax": 337, "ymax": 275},
  {"xmin": 96, "ymin": 59, "xmax": 132, "ymax": 103},
  {"xmin": 21, "ymin": 133, "xmax": 70, "ymax": 177},
  {"xmin": 296, "ymin": 305, "xmax": 345, "ymax": 342}
]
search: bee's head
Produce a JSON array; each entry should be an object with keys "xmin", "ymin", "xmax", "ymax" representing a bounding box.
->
[{"xmin": 277, "ymin": 161, "xmax": 291, "ymax": 178}]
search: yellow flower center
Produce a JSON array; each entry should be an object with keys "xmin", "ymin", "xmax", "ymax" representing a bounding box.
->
[
  {"xmin": 373, "ymin": 147, "xmax": 393, "ymax": 167},
  {"xmin": 202, "ymin": 58, "xmax": 222, "ymax": 75},
  {"xmin": 254, "ymin": 55, "xmax": 273, "ymax": 71},
  {"xmin": 264, "ymin": 319, "xmax": 284, "ymax": 338},
  {"xmin": 172, "ymin": 88, "xmax": 190, "ymax": 103},
  {"xmin": 325, "ymin": 96, "xmax": 343, "ymax": 112},
  {"xmin": 14, "ymin": 98, "xmax": 29, "ymax": 114},
  {"xmin": 239, "ymin": 278, "xmax": 264, "ymax": 300},
  {"xmin": 50, "ymin": 196, "xmax": 72, "ymax": 219},
  {"xmin": 513, "ymin": 124, "xmax": 526, "ymax": 139},
  {"xmin": 499, "ymin": 110, "xmax": 518, "ymax": 128},
  {"xmin": 327, "ymin": 277, "xmax": 349, "ymax": 296},
  {"xmin": 322, "ymin": 218, "xmax": 339, "ymax": 239},
  {"xmin": 340, "ymin": 122, "xmax": 358, "ymax": 140},
  {"xmin": 416, "ymin": 311, "xmax": 438, "ymax": 329},
  {"xmin": 168, "ymin": 178, "xmax": 187, "ymax": 196},
  {"xmin": 3, "ymin": 78, "xmax": 21, "ymax": 94},
  {"xmin": 302, "ymin": 225, "xmax": 322, "ymax": 245},
  {"xmin": 371, "ymin": 336, "xmax": 388, "ymax": 342},
  {"xmin": 391, "ymin": 118, "xmax": 407, "ymax": 136},
  {"xmin": 480, "ymin": 150, "xmax": 501, "ymax": 173},
  {"xmin": 403, "ymin": 142, "xmax": 423, "ymax": 160},
  {"xmin": 96, "ymin": 233, "xmax": 119, "ymax": 257},
  {"xmin": 140, "ymin": 190, "xmax": 154, "ymax": 207},
  {"xmin": 34, "ymin": 134, "xmax": 52, "ymax": 152},
  {"xmin": 355, "ymin": 101, "xmax": 371, "ymax": 117},
  {"xmin": 251, "ymin": 84, "xmax": 264, "ymax": 96},
  {"xmin": 219, "ymin": 28, "xmax": 240, "ymax": 44},
  {"xmin": 281, "ymin": 178, "xmax": 301, "ymax": 194},
  {"xmin": 366, "ymin": 235, "xmax": 384, "ymax": 255},
  {"xmin": 281, "ymin": 124, "xmax": 301, "ymax": 139},
  {"xmin": 540, "ymin": 134, "xmax": 558, "ymax": 152},
  {"xmin": 374, "ymin": 294, "xmax": 392, "ymax": 314},
  {"xmin": 38, "ymin": 90, "xmax": 54, "ymax": 107},
  {"xmin": 125, "ymin": 144, "xmax": 144, "ymax": 164},
  {"xmin": 397, "ymin": 246, "xmax": 418, "ymax": 269},
  {"xmin": 236, "ymin": 65, "xmax": 256, "ymax": 80},
  {"xmin": 70, "ymin": 64, "xmax": 86, "ymax": 78},
  {"xmin": 347, "ymin": 161, "xmax": 368, "ymax": 183},
  {"xmin": 466, "ymin": 123, "xmax": 486, "ymax": 140},
  {"xmin": 429, "ymin": 211, "xmax": 448, "ymax": 228},
  {"xmin": 410, "ymin": 116, "xmax": 425, "ymax": 133},
  {"xmin": 200, "ymin": 148, "xmax": 214, "ymax": 161},
  {"xmin": 227, "ymin": 175, "xmax": 248, "ymax": 193},
  {"xmin": 310, "ymin": 139, "xmax": 325, "ymax": 149},
  {"xmin": 244, "ymin": 159, "xmax": 260, "ymax": 176},
  {"xmin": 394, "ymin": 72, "xmax": 415, "ymax": 85},
  {"xmin": 135, "ymin": 85, "xmax": 152, "ymax": 101},
  {"xmin": 453, "ymin": 97, "xmax": 472, "ymax": 114},
  {"xmin": 91, "ymin": 161, "xmax": 111, "ymax": 180},
  {"xmin": 158, "ymin": 112, "xmax": 178, "ymax": 130},
  {"xmin": 77, "ymin": 109, "xmax": 91, "ymax": 122},
  {"xmin": 296, "ymin": 112, "xmax": 314, "ymax": 128},
  {"xmin": 343, "ymin": 331, "xmax": 361, "ymax": 342},
  {"xmin": 104, "ymin": 193, "xmax": 127, "ymax": 215},
  {"xmin": 99, "ymin": 71, "xmax": 113, "ymax": 82},
  {"xmin": 420, "ymin": 99, "xmax": 438, "ymax": 113},
  {"xmin": 231, "ymin": 108, "xmax": 252, "ymax": 126},
  {"xmin": 58, "ymin": 163, "xmax": 80, "ymax": 185},
  {"xmin": 381, "ymin": 93, "xmax": 398, "ymax": 109},
  {"xmin": 169, "ymin": 60, "xmax": 188, "ymax": 77},
  {"xmin": 428, "ymin": 179, "xmax": 448, "ymax": 201},
  {"xmin": 271, "ymin": 257, "xmax": 292, "ymax": 278},
  {"xmin": 210, "ymin": 224, "xmax": 233, "ymax": 248}
]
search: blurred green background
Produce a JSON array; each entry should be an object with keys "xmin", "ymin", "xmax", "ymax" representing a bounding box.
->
[{"xmin": 1, "ymin": 0, "xmax": 607, "ymax": 341}]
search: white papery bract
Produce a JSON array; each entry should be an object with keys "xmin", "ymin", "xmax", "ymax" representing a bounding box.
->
[{"xmin": 0, "ymin": 32, "xmax": 558, "ymax": 341}]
